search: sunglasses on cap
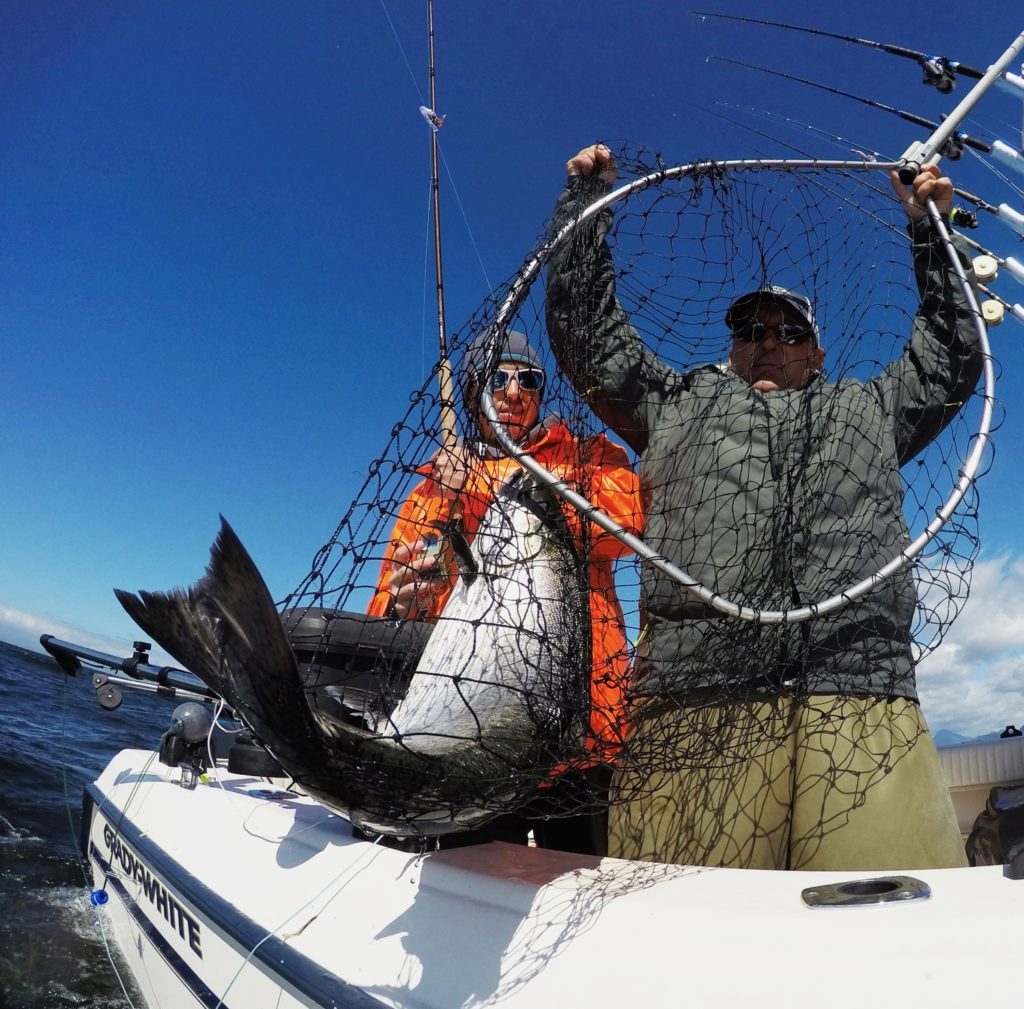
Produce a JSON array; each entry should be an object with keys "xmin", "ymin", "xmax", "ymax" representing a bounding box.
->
[
  {"xmin": 487, "ymin": 367, "xmax": 546, "ymax": 392},
  {"xmin": 731, "ymin": 321, "xmax": 816, "ymax": 346}
]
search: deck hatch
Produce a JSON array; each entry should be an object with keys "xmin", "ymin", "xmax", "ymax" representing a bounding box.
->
[{"xmin": 801, "ymin": 874, "xmax": 931, "ymax": 908}]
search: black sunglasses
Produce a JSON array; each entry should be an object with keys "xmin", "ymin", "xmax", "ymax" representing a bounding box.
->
[
  {"xmin": 487, "ymin": 368, "xmax": 546, "ymax": 392},
  {"xmin": 732, "ymin": 321, "xmax": 815, "ymax": 346}
]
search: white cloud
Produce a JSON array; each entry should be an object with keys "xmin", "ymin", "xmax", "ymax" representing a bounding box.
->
[
  {"xmin": 917, "ymin": 553, "xmax": 1024, "ymax": 738},
  {"xmin": 0, "ymin": 603, "xmax": 177, "ymax": 667}
]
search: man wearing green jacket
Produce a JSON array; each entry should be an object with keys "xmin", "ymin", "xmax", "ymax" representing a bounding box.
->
[{"xmin": 546, "ymin": 146, "xmax": 981, "ymax": 870}]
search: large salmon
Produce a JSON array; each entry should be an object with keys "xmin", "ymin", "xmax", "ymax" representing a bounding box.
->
[{"xmin": 115, "ymin": 471, "xmax": 591, "ymax": 836}]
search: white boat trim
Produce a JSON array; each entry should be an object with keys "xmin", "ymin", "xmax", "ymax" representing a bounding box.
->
[
  {"xmin": 82, "ymin": 747, "xmax": 1024, "ymax": 1009},
  {"xmin": 84, "ymin": 783, "xmax": 385, "ymax": 1008}
]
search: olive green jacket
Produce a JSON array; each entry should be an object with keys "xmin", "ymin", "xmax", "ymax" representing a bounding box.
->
[{"xmin": 546, "ymin": 178, "xmax": 982, "ymax": 701}]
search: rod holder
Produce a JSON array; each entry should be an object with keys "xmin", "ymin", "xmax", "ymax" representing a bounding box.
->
[{"xmin": 899, "ymin": 29, "xmax": 1024, "ymax": 182}]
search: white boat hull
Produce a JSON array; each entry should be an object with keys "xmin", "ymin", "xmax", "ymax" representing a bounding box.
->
[{"xmin": 84, "ymin": 747, "xmax": 1024, "ymax": 1009}]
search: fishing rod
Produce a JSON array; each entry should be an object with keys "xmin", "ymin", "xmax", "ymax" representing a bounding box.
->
[
  {"xmin": 711, "ymin": 54, "xmax": 1024, "ymax": 185},
  {"xmin": 977, "ymin": 283, "xmax": 1024, "ymax": 327},
  {"xmin": 710, "ymin": 56, "xmax": 992, "ymax": 161},
  {"xmin": 934, "ymin": 231, "xmax": 1024, "ymax": 328},
  {"xmin": 949, "ymin": 181, "xmax": 1024, "ymax": 238},
  {"xmin": 714, "ymin": 99, "xmax": 885, "ymax": 162},
  {"xmin": 708, "ymin": 100, "xmax": 1024, "ymax": 312},
  {"xmin": 694, "ymin": 11, "xmax": 985, "ymax": 93},
  {"xmin": 424, "ymin": 0, "xmax": 458, "ymax": 447},
  {"xmin": 899, "ymin": 29, "xmax": 1024, "ymax": 182},
  {"xmin": 712, "ymin": 99, "xmax": 985, "ymax": 229},
  {"xmin": 958, "ymin": 231, "xmax": 1024, "ymax": 289}
]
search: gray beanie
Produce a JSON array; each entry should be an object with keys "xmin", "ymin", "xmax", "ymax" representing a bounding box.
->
[{"xmin": 459, "ymin": 329, "xmax": 544, "ymax": 414}]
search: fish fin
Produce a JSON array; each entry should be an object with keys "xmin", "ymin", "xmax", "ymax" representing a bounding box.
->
[
  {"xmin": 429, "ymin": 515, "xmax": 478, "ymax": 583},
  {"xmin": 447, "ymin": 525, "xmax": 479, "ymax": 583}
]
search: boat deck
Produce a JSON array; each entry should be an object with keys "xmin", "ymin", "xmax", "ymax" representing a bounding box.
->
[{"xmin": 84, "ymin": 748, "xmax": 1024, "ymax": 1009}]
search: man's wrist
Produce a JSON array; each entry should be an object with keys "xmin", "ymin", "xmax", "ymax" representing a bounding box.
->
[
  {"xmin": 567, "ymin": 174, "xmax": 613, "ymax": 197},
  {"xmin": 907, "ymin": 213, "xmax": 950, "ymax": 239}
]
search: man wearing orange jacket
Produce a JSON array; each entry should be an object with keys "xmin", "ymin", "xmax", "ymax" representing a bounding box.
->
[{"xmin": 368, "ymin": 329, "xmax": 643, "ymax": 854}]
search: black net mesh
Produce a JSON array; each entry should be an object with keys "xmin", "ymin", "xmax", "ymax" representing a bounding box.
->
[{"xmin": 271, "ymin": 144, "xmax": 993, "ymax": 855}]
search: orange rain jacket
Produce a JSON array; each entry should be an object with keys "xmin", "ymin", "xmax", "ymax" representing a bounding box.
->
[{"xmin": 368, "ymin": 417, "xmax": 644, "ymax": 765}]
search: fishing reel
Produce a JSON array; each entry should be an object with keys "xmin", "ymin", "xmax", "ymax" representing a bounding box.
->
[
  {"xmin": 938, "ymin": 134, "xmax": 966, "ymax": 161},
  {"xmin": 950, "ymin": 207, "xmax": 979, "ymax": 229},
  {"xmin": 159, "ymin": 701, "xmax": 214, "ymax": 789},
  {"xmin": 919, "ymin": 56, "xmax": 956, "ymax": 94}
]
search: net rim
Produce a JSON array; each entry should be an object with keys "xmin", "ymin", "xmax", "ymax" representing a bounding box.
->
[{"xmin": 482, "ymin": 157, "xmax": 995, "ymax": 625}]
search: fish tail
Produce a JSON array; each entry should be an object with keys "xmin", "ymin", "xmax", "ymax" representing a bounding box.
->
[
  {"xmin": 116, "ymin": 518, "xmax": 323, "ymax": 766},
  {"xmin": 114, "ymin": 585, "xmax": 226, "ymax": 693}
]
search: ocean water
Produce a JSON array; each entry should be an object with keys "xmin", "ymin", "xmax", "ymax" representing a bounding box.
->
[{"xmin": 0, "ymin": 640, "xmax": 171, "ymax": 1009}]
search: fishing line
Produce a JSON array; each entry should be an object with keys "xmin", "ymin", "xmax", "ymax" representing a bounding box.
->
[
  {"xmin": 707, "ymin": 67, "xmax": 1023, "ymax": 199},
  {"xmin": 377, "ymin": 0, "xmax": 427, "ymax": 107},
  {"xmin": 697, "ymin": 102, "xmax": 903, "ymax": 234},
  {"xmin": 422, "ymin": 175, "xmax": 433, "ymax": 383},
  {"xmin": 704, "ymin": 100, "xmax": 1023, "ymax": 259},
  {"xmin": 713, "ymin": 100, "xmax": 885, "ymax": 163},
  {"xmin": 212, "ymin": 832, "xmax": 385, "ymax": 1009},
  {"xmin": 58, "ymin": 672, "xmax": 140, "ymax": 1009},
  {"xmin": 81, "ymin": 751, "xmax": 158, "ymax": 1009},
  {"xmin": 90, "ymin": 751, "xmax": 159, "ymax": 898},
  {"xmin": 195, "ymin": 659, "xmax": 312, "ymax": 840},
  {"xmin": 436, "ymin": 139, "xmax": 494, "ymax": 293},
  {"xmin": 975, "ymin": 113, "xmax": 1024, "ymax": 143},
  {"xmin": 204, "ymin": 696, "xmax": 245, "ymax": 803},
  {"xmin": 676, "ymin": 103, "xmax": 926, "ymax": 277},
  {"xmin": 707, "ymin": 55, "xmax": 1024, "ymax": 232},
  {"xmin": 197, "ymin": 671, "xmax": 366, "ymax": 846},
  {"xmin": 966, "ymin": 146, "xmax": 1024, "ymax": 204},
  {"xmin": 379, "ymin": 0, "xmax": 494, "ymax": 301},
  {"xmin": 59, "ymin": 675, "xmax": 92, "ymax": 888}
]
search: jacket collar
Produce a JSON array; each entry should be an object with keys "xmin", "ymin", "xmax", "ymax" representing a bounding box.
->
[
  {"xmin": 470, "ymin": 412, "xmax": 564, "ymax": 458},
  {"xmin": 415, "ymin": 414, "xmax": 567, "ymax": 475}
]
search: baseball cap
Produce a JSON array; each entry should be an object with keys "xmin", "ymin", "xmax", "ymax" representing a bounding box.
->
[{"xmin": 725, "ymin": 286, "xmax": 820, "ymax": 347}]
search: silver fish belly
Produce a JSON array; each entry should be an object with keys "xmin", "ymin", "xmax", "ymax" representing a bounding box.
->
[{"xmin": 382, "ymin": 488, "xmax": 585, "ymax": 757}]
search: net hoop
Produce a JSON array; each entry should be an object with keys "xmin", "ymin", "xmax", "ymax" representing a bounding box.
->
[{"xmin": 483, "ymin": 157, "xmax": 995, "ymax": 625}]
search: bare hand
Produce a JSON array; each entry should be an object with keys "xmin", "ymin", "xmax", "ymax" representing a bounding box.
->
[
  {"xmin": 385, "ymin": 539, "xmax": 446, "ymax": 620},
  {"xmin": 890, "ymin": 164, "xmax": 953, "ymax": 220},
  {"xmin": 428, "ymin": 445, "xmax": 475, "ymax": 501},
  {"xmin": 567, "ymin": 144, "xmax": 617, "ymax": 184}
]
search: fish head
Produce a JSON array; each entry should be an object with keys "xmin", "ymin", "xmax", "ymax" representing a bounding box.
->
[{"xmin": 471, "ymin": 471, "xmax": 573, "ymax": 571}]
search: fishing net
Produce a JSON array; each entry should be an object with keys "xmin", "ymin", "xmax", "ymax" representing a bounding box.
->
[{"xmin": 278, "ymin": 143, "xmax": 995, "ymax": 860}]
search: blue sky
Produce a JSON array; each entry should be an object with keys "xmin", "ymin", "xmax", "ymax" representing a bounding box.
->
[{"xmin": 3, "ymin": 1, "xmax": 1024, "ymax": 735}]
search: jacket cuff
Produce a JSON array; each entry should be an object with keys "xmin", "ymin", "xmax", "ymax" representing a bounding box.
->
[
  {"xmin": 567, "ymin": 174, "xmax": 614, "ymax": 198},
  {"xmin": 907, "ymin": 214, "xmax": 950, "ymax": 241}
]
